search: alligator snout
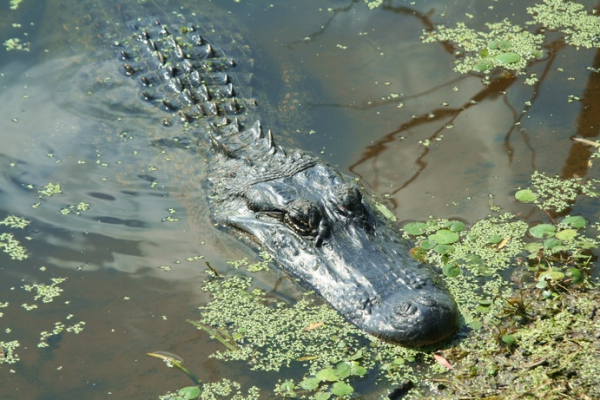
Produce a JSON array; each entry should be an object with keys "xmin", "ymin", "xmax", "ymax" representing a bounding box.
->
[{"xmin": 370, "ymin": 290, "xmax": 459, "ymax": 347}]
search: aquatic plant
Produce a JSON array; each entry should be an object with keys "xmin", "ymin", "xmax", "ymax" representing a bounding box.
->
[
  {"xmin": 422, "ymin": 0, "xmax": 600, "ymax": 75},
  {"xmin": 156, "ymin": 167, "xmax": 600, "ymax": 399}
]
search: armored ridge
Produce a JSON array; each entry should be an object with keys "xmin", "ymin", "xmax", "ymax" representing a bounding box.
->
[{"xmin": 108, "ymin": 4, "xmax": 459, "ymax": 346}]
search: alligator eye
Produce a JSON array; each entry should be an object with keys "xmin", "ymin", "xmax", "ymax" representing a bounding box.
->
[
  {"xmin": 334, "ymin": 183, "xmax": 365, "ymax": 217},
  {"xmin": 284, "ymin": 199, "xmax": 322, "ymax": 237}
]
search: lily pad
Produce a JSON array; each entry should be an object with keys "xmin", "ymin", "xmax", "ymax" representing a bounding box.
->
[
  {"xmin": 299, "ymin": 377, "xmax": 321, "ymax": 390},
  {"xmin": 566, "ymin": 268, "xmax": 583, "ymax": 284},
  {"xmin": 445, "ymin": 220, "xmax": 466, "ymax": 232},
  {"xmin": 316, "ymin": 368, "xmax": 338, "ymax": 382},
  {"xmin": 555, "ymin": 229, "xmax": 577, "ymax": 241},
  {"xmin": 495, "ymin": 52, "xmax": 521, "ymax": 64},
  {"xmin": 487, "ymin": 234, "xmax": 503, "ymax": 244},
  {"xmin": 489, "ymin": 40, "xmax": 512, "ymax": 50},
  {"xmin": 315, "ymin": 391, "xmax": 331, "ymax": 400},
  {"xmin": 331, "ymin": 381, "xmax": 354, "ymax": 396},
  {"xmin": 543, "ymin": 237, "xmax": 563, "ymax": 251},
  {"xmin": 350, "ymin": 362, "xmax": 367, "ymax": 376},
  {"xmin": 178, "ymin": 386, "xmax": 201, "ymax": 399},
  {"xmin": 501, "ymin": 334, "xmax": 517, "ymax": 345},
  {"xmin": 419, "ymin": 240, "xmax": 437, "ymax": 250},
  {"xmin": 375, "ymin": 202, "xmax": 396, "ymax": 222},
  {"xmin": 433, "ymin": 244, "xmax": 454, "ymax": 255},
  {"xmin": 403, "ymin": 221, "xmax": 427, "ymax": 235},
  {"xmin": 442, "ymin": 262, "xmax": 461, "ymax": 278},
  {"xmin": 474, "ymin": 59, "xmax": 493, "ymax": 72},
  {"xmin": 428, "ymin": 229, "xmax": 459, "ymax": 244},
  {"xmin": 539, "ymin": 270, "xmax": 566, "ymax": 282},
  {"xmin": 409, "ymin": 246, "xmax": 427, "ymax": 262},
  {"xmin": 561, "ymin": 215, "xmax": 586, "ymax": 228},
  {"xmin": 524, "ymin": 242, "xmax": 543, "ymax": 253},
  {"xmin": 515, "ymin": 189, "xmax": 537, "ymax": 203},
  {"xmin": 530, "ymin": 224, "xmax": 555, "ymax": 238},
  {"xmin": 334, "ymin": 362, "xmax": 351, "ymax": 379}
]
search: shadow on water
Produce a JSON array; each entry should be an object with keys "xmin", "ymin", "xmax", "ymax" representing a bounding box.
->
[{"xmin": 1, "ymin": 0, "xmax": 600, "ymax": 398}]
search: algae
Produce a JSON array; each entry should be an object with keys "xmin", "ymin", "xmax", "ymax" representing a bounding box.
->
[
  {"xmin": 422, "ymin": 0, "xmax": 600, "ymax": 75},
  {"xmin": 174, "ymin": 166, "xmax": 600, "ymax": 398}
]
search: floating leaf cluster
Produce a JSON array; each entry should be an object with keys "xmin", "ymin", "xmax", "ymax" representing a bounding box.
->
[
  {"xmin": 0, "ymin": 215, "xmax": 30, "ymax": 260},
  {"xmin": 421, "ymin": 19, "xmax": 544, "ymax": 74},
  {"xmin": 422, "ymin": 0, "xmax": 600, "ymax": 75},
  {"xmin": 516, "ymin": 170, "xmax": 599, "ymax": 213},
  {"xmin": 190, "ymin": 271, "xmax": 424, "ymax": 398},
  {"xmin": 527, "ymin": 0, "xmax": 600, "ymax": 49}
]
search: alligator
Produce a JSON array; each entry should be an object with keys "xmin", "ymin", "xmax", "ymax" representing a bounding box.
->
[{"xmin": 47, "ymin": 0, "xmax": 459, "ymax": 347}]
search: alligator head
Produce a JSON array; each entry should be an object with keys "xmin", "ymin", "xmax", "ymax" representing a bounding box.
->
[{"xmin": 208, "ymin": 119, "xmax": 459, "ymax": 347}]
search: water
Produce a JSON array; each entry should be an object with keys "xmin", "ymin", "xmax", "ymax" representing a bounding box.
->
[{"xmin": 1, "ymin": 0, "xmax": 599, "ymax": 398}]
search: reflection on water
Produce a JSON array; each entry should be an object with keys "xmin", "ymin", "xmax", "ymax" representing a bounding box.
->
[{"xmin": 1, "ymin": 0, "xmax": 600, "ymax": 398}]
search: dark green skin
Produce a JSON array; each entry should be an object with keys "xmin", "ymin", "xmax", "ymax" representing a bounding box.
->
[{"xmin": 48, "ymin": 0, "xmax": 459, "ymax": 346}]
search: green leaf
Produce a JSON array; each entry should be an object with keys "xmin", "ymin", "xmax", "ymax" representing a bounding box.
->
[
  {"xmin": 299, "ymin": 377, "xmax": 321, "ymax": 390},
  {"xmin": 315, "ymin": 391, "xmax": 331, "ymax": 400},
  {"xmin": 429, "ymin": 229, "xmax": 459, "ymax": 244},
  {"xmin": 409, "ymin": 246, "xmax": 427, "ymax": 262},
  {"xmin": 515, "ymin": 189, "xmax": 537, "ymax": 203},
  {"xmin": 403, "ymin": 221, "xmax": 427, "ymax": 235},
  {"xmin": 350, "ymin": 362, "xmax": 367, "ymax": 377},
  {"xmin": 561, "ymin": 215, "xmax": 586, "ymax": 228},
  {"xmin": 392, "ymin": 357, "xmax": 405, "ymax": 365},
  {"xmin": 543, "ymin": 238, "xmax": 562, "ymax": 250},
  {"xmin": 442, "ymin": 262, "xmax": 461, "ymax": 278},
  {"xmin": 316, "ymin": 368, "xmax": 339, "ymax": 382},
  {"xmin": 375, "ymin": 202, "xmax": 396, "ymax": 222},
  {"xmin": 468, "ymin": 319, "xmax": 483, "ymax": 330},
  {"xmin": 445, "ymin": 220, "xmax": 466, "ymax": 232},
  {"xmin": 279, "ymin": 380, "xmax": 296, "ymax": 394},
  {"xmin": 539, "ymin": 270, "xmax": 565, "ymax": 282},
  {"xmin": 566, "ymin": 268, "xmax": 583, "ymax": 284},
  {"xmin": 497, "ymin": 40, "xmax": 512, "ymax": 50},
  {"xmin": 348, "ymin": 349, "xmax": 363, "ymax": 361},
  {"xmin": 480, "ymin": 47, "xmax": 489, "ymax": 58},
  {"xmin": 489, "ymin": 40, "xmax": 512, "ymax": 50},
  {"xmin": 555, "ymin": 229, "xmax": 577, "ymax": 241},
  {"xmin": 331, "ymin": 381, "xmax": 354, "ymax": 397},
  {"xmin": 487, "ymin": 234, "xmax": 503, "ymax": 244},
  {"xmin": 178, "ymin": 386, "xmax": 201, "ymax": 400},
  {"xmin": 475, "ymin": 301, "xmax": 493, "ymax": 313},
  {"xmin": 536, "ymin": 280, "xmax": 547, "ymax": 289},
  {"xmin": 420, "ymin": 239, "xmax": 437, "ymax": 250},
  {"xmin": 433, "ymin": 244, "xmax": 454, "ymax": 255},
  {"xmin": 524, "ymin": 242, "xmax": 542, "ymax": 253},
  {"xmin": 495, "ymin": 52, "xmax": 521, "ymax": 64},
  {"xmin": 501, "ymin": 334, "xmax": 517, "ymax": 345},
  {"xmin": 530, "ymin": 224, "xmax": 556, "ymax": 238},
  {"xmin": 474, "ymin": 59, "xmax": 493, "ymax": 72},
  {"xmin": 334, "ymin": 362, "xmax": 351, "ymax": 379},
  {"xmin": 577, "ymin": 239, "xmax": 597, "ymax": 250}
]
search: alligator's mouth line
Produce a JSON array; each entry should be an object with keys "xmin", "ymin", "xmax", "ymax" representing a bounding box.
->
[{"xmin": 104, "ymin": 8, "xmax": 460, "ymax": 346}]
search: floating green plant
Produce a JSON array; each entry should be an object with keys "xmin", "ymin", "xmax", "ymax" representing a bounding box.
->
[{"xmin": 422, "ymin": 0, "xmax": 600, "ymax": 75}]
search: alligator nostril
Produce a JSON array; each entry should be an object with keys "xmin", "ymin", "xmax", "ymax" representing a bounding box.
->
[
  {"xmin": 394, "ymin": 301, "xmax": 417, "ymax": 317},
  {"xmin": 417, "ymin": 295, "xmax": 437, "ymax": 307}
]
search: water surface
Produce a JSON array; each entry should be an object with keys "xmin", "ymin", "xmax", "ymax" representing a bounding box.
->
[{"xmin": 1, "ymin": 0, "xmax": 599, "ymax": 398}]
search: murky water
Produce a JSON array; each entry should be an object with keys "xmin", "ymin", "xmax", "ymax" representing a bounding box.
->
[{"xmin": 1, "ymin": 0, "xmax": 599, "ymax": 398}]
